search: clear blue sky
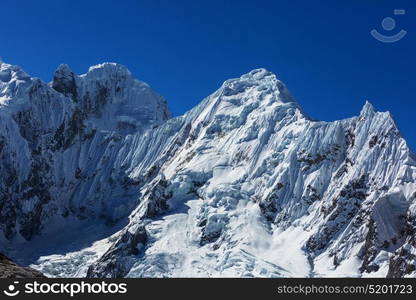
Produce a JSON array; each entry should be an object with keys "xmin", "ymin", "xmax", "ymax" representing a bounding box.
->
[{"xmin": 1, "ymin": 0, "xmax": 415, "ymax": 149}]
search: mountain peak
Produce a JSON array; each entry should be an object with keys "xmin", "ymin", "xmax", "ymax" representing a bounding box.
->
[
  {"xmin": 220, "ymin": 68, "xmax": 296, "ymax": 105},
  {"xmin": 59, "ymin": 62, "xmax": 171, "ymax": 133},
  {"xmin": 55, "ymin": 64, "xmax": 73, "ymax": 74},
  {"xmin": 0, "ymin": 63, "xmax": 32, "ymax": 106},
  {"xmin": 52, "ymin": 64, "xmax": 77, "ymax": 98},
  {"xmin": 0, "ymin": 62, "xmax": 30, "ymax": 83},
  {"xmin": 85, "ymin": 62, "xmax": 132, "ymax": 79},
  {"xmin": 360, "ymin": 100, "xmax": 376, "ymax": 117},
  {"xmin": 229, "ymin": 68, "xmax": 278, "ymax": 85},
  {"xmin": 243, "ymin": 68, "xmax": 275, "ymax": 80}
]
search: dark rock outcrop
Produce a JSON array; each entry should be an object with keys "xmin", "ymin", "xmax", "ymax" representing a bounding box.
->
[
  {"xmin": 86, "ymin": 225, "xmax": 148, "ymax": 278},
  {"xmin": 0, "ymin": 253, "xmax": 46, "ymax": 278}
]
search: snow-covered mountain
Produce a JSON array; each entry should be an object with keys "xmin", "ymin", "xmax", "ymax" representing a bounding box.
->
[{"xmin": 0, "ymin": 62, "xmax": 415, "ymax": 278}]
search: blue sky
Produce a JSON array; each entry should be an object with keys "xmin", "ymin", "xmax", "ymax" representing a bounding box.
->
[{"xmin": 1, "ymin": 0, "xmax": 415, "ymax": 149}]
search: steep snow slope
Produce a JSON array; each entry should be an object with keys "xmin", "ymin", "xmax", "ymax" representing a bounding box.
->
[{"xmin": 1, "ymin": 63, "xmax": 415, "ymax": 278}]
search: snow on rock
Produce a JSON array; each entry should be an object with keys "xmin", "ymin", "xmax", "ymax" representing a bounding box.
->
[{"xmin": 52, "ymin": 62, "xmax": 171, "ymax": 134}]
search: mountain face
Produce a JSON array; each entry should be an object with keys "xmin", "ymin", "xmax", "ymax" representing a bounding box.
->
[
  {"xmin": 0, "ymin": 62, "xmax": 415, "ymax": 278},
  {"xmin": 0, "ymin": 61, "xmax": 169, "ymax": 243}
]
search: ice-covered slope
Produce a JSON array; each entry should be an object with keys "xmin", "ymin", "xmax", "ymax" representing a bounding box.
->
[{"xmin": 1, "ymin": 63, "xmax": 415, "ymax": 278}]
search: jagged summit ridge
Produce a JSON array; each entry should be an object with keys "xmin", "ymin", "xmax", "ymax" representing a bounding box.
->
[
  {"xmin": 0, "ymin": 62, "xmax": 32, "ymax": 106},
  {"xmin": 183, "ymin": 68, "xmax": 306, "ymax": 144},
  {"xmin": 86, "ymin": 62, "xmax": 133, "ymax": 76},
  {"xmin": 52, "ymin": 62, "xmax": 171, "ymax": 133},
  {"xmin": 220, "ymin": 68, "xmax": 296, "ymax": 104},
  {"xmin": 360, "ymin": 100, "xmax": 377, "ymax": 119}
]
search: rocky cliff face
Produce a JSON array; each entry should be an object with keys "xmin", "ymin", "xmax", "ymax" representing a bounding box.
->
[{"xmin": 0, "ymin": 62, "xmax": 415, "ymax": 278}]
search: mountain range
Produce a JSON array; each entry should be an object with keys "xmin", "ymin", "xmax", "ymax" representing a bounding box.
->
[{"xmin": 0, "ymin": 61, "xmax": 415, "ymax": 278}]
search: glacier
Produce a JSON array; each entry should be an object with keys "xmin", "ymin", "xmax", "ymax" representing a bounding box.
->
[{"xmin": 0, "ymin": 61, "xmax": 415, "ymax": 278}]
